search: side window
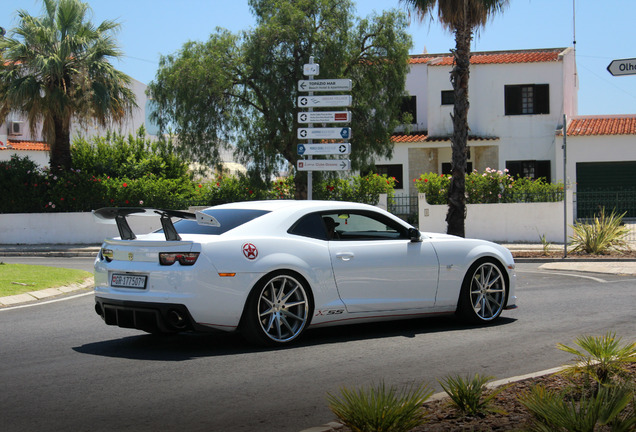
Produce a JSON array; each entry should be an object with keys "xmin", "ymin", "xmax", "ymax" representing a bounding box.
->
[
  {"xmin": 321, "ymin": 211, "xmax": 409, "ymax": 241},
  {"xmin": 288, "ymin": 213, "xmax": 328, "ymax": 240}
]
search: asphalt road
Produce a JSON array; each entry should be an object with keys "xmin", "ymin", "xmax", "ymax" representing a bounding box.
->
[{"xmin": 1, "ymin": 260, "xmax": 635, "ymax": 432}]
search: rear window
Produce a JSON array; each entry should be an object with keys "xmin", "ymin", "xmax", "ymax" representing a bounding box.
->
[{"xmin": 157, "ymin": 209, "xmax": 270, "ymax": 235}]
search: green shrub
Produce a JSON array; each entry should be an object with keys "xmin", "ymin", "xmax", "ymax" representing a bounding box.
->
[
  {"xmin": 438, "ymin": 373, "xmax": 508, "ymax": 417},
  {"xmin": 0, "ymin": 155, "xmax": 48, "ymax": 213},
  {"xmin": 71, "ymin": 129, "xmax": 189, "ymax": 179},
  {"xmin": 569, "ymin": 208, "xmax": 631, "ymax": 255},
  {"xmin": 414, "ymin": 169, "xmax": 564, "ymax": 204},
  {"xmin": 327, "ymin": 381, "xmax": 432, "ymax": 432},
  {"xmin": 314, "ymin": 173, "xmax": 396, "ymax": 204}
]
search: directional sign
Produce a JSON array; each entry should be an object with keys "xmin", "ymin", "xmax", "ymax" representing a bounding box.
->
[
  {"xmin": 298, "ymin": 79, "xmax": 352, "ymax": 92},
  {"xmin": 297, "ymin": 95, "xmax": 352, "ymax": 108},
  {"xmin": 297, "ymin": 127, "xmax": 351, "ymax": 140},
  {"xmin": 297, "ymin": 159, "xmax": 351, "ymax": 171},
  {"xmin": 297, "ymin": 143, "xmax": 351, "ymax": 156},
  {"xmin": 297, "ymin": 111, "xmax": 351, "ymax": 124},
  {"xmin": 607, "ymin": 58, "xmax": 636, "ymax": 76}
]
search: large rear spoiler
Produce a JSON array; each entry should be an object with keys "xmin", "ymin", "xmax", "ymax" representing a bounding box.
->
[{"xmin": 93, "ymin": 207, "xmax": 220, "ymax": 241}]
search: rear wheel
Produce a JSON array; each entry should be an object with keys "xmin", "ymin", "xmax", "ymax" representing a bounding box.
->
[
  {"xmin": 241, "ymin": 271, "xmax": 312, "ymax": 346},
  {"xmin": 457, "ymin": 259, "xmax": 507, "ymax": 323}
]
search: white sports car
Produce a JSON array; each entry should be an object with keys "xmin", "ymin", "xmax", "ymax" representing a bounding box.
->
[{"xmin": 93, "ymin": 200, "xmax": 517, "ymax": 346}]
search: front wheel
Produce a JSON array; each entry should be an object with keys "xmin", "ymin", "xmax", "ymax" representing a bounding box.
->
[
  {"xmin": 457, "ymin": 260, "xmax": 507, "ymax": 323},
  {"xmin": 241, "ymin": 271, "xmax": 312, "ymax": 346}
]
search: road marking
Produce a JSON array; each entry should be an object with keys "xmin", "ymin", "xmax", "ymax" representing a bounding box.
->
[
  {"xmin": 0, "ymin": 291, "xmax": 93, "ymax": 312},
  {"xmin": 516, "ymin": 269, "xmax": 607, "ymax": 283}
]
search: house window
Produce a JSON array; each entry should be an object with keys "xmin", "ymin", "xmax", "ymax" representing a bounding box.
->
[
  {"xmin": 505, "ymin": 84, "xmax": 549, "ymax": 115},
  {"xmin": 441, "ymin": 90, "xmax": 454, "ymax": 105},
  {"xmin": 506, "ymin": 160, "xmax": 551, "ymax": 182},
  {"xmin": 375, "ymin": 164, "xmax": 403, "ymax": 189},
  {"xmin": 442, "ymin": 162, "xmax": 473, "ymax": 175},
  {"xmin": 400, "ymin": 96, "xmax": 417, "ymax": 123}
]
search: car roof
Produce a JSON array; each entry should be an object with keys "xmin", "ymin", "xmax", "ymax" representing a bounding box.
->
[{"xmin": 206, "ymin": 200, "xmax": 379, "ymax": 213}]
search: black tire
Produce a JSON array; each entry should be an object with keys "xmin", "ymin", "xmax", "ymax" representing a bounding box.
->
[
  {"xmin": 457, "ymin": 259, "xmax": 508, "ymax": 323},
  {"xmin": 241, "ymin": 271, "xmax": 313, "ymax": 346}
]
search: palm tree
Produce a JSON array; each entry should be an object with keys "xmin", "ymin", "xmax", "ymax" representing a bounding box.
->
[
  {"xmin": 0, "ymin": 0, "xmax": 136, "ymax": 170},
  {"xmin": 401, "ymin": 0, "xmax": 508, "ymax": 237}
]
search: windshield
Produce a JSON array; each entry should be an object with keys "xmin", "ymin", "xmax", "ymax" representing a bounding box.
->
[{"xmin": 157, "ymin": 208, "xmax": 270, "ymax": 235}]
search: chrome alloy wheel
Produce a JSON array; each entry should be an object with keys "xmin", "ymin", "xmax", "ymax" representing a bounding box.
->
[
  {"xmin": 256, "ymin": 274, "xmax": 310, "ymax": 343},
  {"xmin": 468, "ymin": 262, "xmax": 506, "ymax": 321}
]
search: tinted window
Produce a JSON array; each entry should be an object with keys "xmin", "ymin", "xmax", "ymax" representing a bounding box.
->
[
  {"xmin": 288, "ymin": 213, "xmax": 328, "ymax": 240},
  {"xmin": 158, "ymin": 209, "xmax": 270, "ymax": 235}
]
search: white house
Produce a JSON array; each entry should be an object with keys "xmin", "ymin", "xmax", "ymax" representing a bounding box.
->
[
  {"xmin": 0, "ymin": 76, "xmax": 154, "ymax": 165},
  {"xmin": 373, "ymin": 47, "xmax": 636, "ymax": 218}
]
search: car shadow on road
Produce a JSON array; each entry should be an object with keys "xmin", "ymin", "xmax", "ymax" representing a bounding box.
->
[{"xmin": 73, "ymin": 315, "xmax": 517, "ymax": 361}]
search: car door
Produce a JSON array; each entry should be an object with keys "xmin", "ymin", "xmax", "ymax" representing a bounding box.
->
[{"xmin": 325, "ymin": 211, "xmax": 440, "ymax": 313}]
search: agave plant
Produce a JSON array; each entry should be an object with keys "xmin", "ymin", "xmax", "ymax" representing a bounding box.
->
[
  {"xmin": 569, "ymin": 208, "xmax": 630, "ymax": 255},
  {"xmin": 438, "ymin": 373, "xmax": 508, "ymax": 416},
  {"xmin": 326, "ymin": 381, "xmax": 432, "ymax": 432},
  {"xmin": 557, "ymin": 332, "xmax": 636, "ymax": 386},
  {"xmin": 520, "ymin": 383, "xmax": 636, "ymax": 432}
]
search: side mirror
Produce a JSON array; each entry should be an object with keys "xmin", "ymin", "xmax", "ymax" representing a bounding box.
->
[{"xmin": 408, "ymin": 228, "xmax": 422, "ymax": 242}]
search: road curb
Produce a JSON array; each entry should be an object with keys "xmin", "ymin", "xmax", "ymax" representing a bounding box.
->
[{"xmin": 0, "ymin": 277, "xmax": 93, "ymax": 307}]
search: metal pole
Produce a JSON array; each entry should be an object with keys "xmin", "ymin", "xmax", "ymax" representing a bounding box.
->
[{"xmin": 563, "ymin": 114, "xmax": 568, "ymax": 258}]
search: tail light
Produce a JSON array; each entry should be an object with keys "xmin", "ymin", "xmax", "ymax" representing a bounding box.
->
[{"xmin": 159, "ymin": 252, "xmax": 200, "ymax": 266}]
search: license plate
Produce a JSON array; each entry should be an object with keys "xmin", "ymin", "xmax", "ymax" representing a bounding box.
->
[{"xmin": 111, "ymin": 274, "xmax": 147, "ymax": 289}]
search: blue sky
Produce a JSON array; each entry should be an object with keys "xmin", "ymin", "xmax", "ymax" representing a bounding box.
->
[{"xmin": 2, "ymin": 0, "xmax": 635, "ymax": 116}]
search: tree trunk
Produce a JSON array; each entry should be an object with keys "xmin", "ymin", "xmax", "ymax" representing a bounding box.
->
[
  {"xmin": 446, "ymin": 22, "xmax": 473, "ymax": 238},
  {"xmin": 49, "ymin": 116, "xmax": 72, "ymax": 171}
]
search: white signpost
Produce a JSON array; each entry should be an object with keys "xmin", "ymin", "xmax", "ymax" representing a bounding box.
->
[
  {"xmin": 297, "ymin": 59, "xmax": 352, "ymax": 197},
  {"xmin": 297, "ymin": 159, "xmax": 351, "ymax": 171},
  {"xmin": 607, "ymin": 58, "xmax": 636, "ymax": 76},
  {"xmin": 298, "ymin": 111, "xmax": 351, "ymax": 123},
  {"xmin": 298, "ymin": 79, "xmax": 352, "ymax": 92},
  {"xmin": 297, "ymin": 95, "xmax": 352, "ymax": 108},
  {"xmin": 297, "ymin": 143, "xmax": 351, "ymax": 156}
]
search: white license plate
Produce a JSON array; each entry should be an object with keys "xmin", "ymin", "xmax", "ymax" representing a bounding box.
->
[{"xmin": 111, "ymin": 274, "xmax": 147, "ymax": 289}]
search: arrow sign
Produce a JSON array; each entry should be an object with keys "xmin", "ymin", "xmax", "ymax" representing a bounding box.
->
[
  {"xmin": 297, "ymin": 111, "xmax": 351, "ymax": 124},
  {"xmin": 298, "ymin": 79, "xmax": 352, "ymax": 92},
  {"xmin": 297, "ymin": 143, "xmax": 351, "ymax": 155},
  {"xmin": 297, "ymin": 159, "xmax": 351, "ymax": 171},
  {"xmin": 607, "ymin": 58, "xmax": 636, "ymax": 76},
  {"xmin": 297, "ymin": 95, "xmax": 352, "ymax": 108},
  {"xmin": 297, "ymin": 127, "xmax": 352, "ymax": 140}
]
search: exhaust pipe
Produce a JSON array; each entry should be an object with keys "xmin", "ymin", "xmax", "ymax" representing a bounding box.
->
[
  {"xmin": 95, "ymin": 303, "xmax": 104, "ymax": 317},
  {"xmin": 167, "ymin": 309, "xmax": 187, "ymax": 330}
]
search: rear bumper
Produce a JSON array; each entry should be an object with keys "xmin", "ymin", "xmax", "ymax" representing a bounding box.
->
[{"xmin": 94, "ymin": 297, "xmax": 213, "ymax": 334}]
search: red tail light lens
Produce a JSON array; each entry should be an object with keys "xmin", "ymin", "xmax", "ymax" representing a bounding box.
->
[{"xmin": 159, "ymin": 252, "xmax": 200, "ymax": 266}]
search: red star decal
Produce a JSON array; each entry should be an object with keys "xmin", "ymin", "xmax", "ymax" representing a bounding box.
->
[{"xmin": 242, "ymin": 243, "xmax": 258, "ymax": 260}]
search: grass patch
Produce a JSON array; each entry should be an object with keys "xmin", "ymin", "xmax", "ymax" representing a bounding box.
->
[{"xmin": 0, "ymin": 263, "xmax": 92, "ymax": 296}]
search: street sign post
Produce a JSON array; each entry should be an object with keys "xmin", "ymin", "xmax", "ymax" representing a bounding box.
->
[
  {"xmin": 297, "ymin": 159, "xmax": 351, "ymax": 171},
  {"xmin": 297, "ymin": 95, "xmax": 352, "ymax": 108},
  {"xmin": 297, "ymin": 111, "xmax": 351, "ymax": 123},
  {"xmin": 298, "ymin": 143, "xmax": 351, "ymax": 156},
  {"xmin": 298, "ymin": 79, "xmax": 352, "ymax": 92},
  {"xmin": 607, "ymin": 58, "xmax": 636, "ymax": 76},
  {"xmin": 297, "ymin": 127, "xmax": 351, "ymax": 140}
]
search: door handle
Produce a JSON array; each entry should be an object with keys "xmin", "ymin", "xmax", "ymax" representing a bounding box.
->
[{"xmin": 336, "ymin": 252, "xmax": 354, "ymax": 261}]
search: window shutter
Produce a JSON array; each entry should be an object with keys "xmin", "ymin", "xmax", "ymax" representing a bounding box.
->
[{"xmin": 505, "ymin": 86, "xmax": 522, "ymax": 115}]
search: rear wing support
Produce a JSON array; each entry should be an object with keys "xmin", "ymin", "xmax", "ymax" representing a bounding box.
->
[{"xmin": 93, "ymin": 208, "xmax": 197, "ymax": 241}]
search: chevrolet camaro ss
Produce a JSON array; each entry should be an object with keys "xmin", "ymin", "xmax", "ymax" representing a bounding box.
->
[{"xmin": 93, "ymin": 200, "xmax": 517, "ymax": 346}]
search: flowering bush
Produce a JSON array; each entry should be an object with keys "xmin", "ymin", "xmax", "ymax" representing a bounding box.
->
[
  {"xmin": 414, "ymin": 169, "xmax": 564, "ymax": 205},
  {"xmin": 314, "ymin": 173, "xmax": 396, "ymax": 205}
]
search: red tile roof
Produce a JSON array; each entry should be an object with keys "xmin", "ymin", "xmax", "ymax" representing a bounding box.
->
[
  {"xmin": 410, "ymin": 48, "xmax": 566, "ymax": 66},
  {"xmin": 566, "ymin": 115, "xmax": 636, "ymax": 136},
  {"xmin": 391, "ymin": 133, "xmax": 499, "ymax": 143},
  {"xmin": 0, "ymin": 140, "xmax": 50, "ymax": 151}
]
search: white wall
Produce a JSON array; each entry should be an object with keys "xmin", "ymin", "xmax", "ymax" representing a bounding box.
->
[
  {"xmin": 418, "ymin": 190, "xmax": 574, "ymax": 243},
  {"xmin": 0, "ymin": 212, "xmax": 162, "ymax": 245}
]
